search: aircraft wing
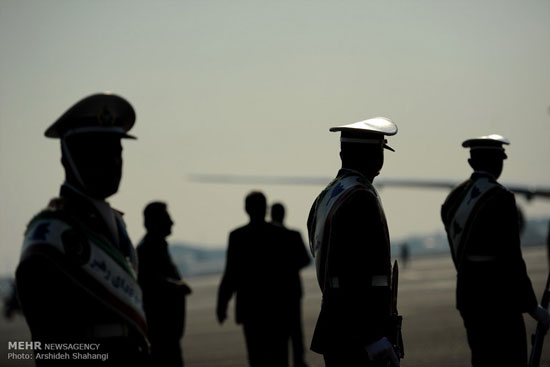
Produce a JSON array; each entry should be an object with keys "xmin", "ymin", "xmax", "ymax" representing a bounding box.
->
[
  {"xmin": 188, "ymin": 174, "xmax": 550, "ymax": 200},
  {"xmin": 505, "ymin": 185, "xmax": 550, "ymax": 200},
  {"xmin": 188, "ymin": 174, "xmax": 330, "ymax": 186},
  {"xmin": 377, "ymin": 178, "xmax": 550, "ymax": 200}
]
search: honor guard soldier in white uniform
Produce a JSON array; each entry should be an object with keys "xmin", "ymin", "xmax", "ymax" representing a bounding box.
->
[
  {"xmin": 16, "ymin": 94, "xmax": 150, "ymax": 366},
  {"xmin": 441, "ymin": 135, "xmax": 549, "ymax": 367},
  {"xmin": 307, "ymin": 117, "xmax": 402, "ymax": 367}
]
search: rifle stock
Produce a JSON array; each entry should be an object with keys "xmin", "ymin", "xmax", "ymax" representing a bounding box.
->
[{"xmin": 529, "ymin": 272, "xmax": 550, "ymax": 367}]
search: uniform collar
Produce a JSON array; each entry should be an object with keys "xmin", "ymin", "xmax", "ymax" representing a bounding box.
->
[
  {"xmin": 338, "ymin": 168, "xmax": 367, "ymax": 179},
  {"xmin": 471, "ymin": 170, "xmax": 497, "ymax": 181},
  {"xmin": 143, "ymin": 233, "xmax": 168, "ymax": 248},
  {"xmin": 60, "ymin": 183, "xmax": 120, "ymax": 246},
  {"xmin": 61, "ymin": 182, "xmax": 111, "ymax": 210}
]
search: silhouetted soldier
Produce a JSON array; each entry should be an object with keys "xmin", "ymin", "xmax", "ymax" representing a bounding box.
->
[
  {"xmin": 137, "ymin": 202, "xmax": 192, "ymax": 367},
  {"xmin": 307, "ymin": 117, "xmax": 401, "ymax": 366},
  {"xmin": 271, "ymin": 202, "xmax": 311, "ymax": 367},
  {"xmin": 217, "ymin": 191, "xmax": 291, "ymax": 367},
  {"xmin": 16, "ymin": 93, "xmax": 150, "ymax": 366},
  {"xmin": 441, "ymin": 134, "xmax": 550, "ymax": 367}
]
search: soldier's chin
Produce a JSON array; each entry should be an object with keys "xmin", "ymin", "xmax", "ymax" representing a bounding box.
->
[{"xmin": 85, "ymin": 182, "xmax": 120, "ymax": 199}]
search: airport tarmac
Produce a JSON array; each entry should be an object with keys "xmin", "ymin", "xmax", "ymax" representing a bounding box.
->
[{"xmin": 1, "ymin": 246, "xmax": 549, "ymax": 367}]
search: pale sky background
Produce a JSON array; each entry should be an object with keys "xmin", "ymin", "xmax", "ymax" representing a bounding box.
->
[{"xmin": 1, "ymin": 0, "xmax": 549, "ymax": 276}]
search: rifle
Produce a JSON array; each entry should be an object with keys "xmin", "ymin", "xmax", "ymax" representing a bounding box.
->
[
  {"xmin": 390, "ymin": 260, "xmax": 404, "ymax": 359},
  {"xmin": 529, "ymin": 271, "xmax": 550, "ymax": 367}
]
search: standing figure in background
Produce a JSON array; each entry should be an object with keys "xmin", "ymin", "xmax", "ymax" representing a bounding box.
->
[
  {"xmin": 271, "ymin": 202, "xmax": 311, "ymax": 367},
  {"xmin": 441, "ymin": 134, "xmax": 549, "ymax": 367},
  {"xmin": 138, "ymin": 202, "xmax": 192, "ymax": 367},
  {"xmin": 216, "ymin": 191, "xmax": 291, "ymax": 367},
  {"xmin": 308, "ymin": 117, "xmax": 402, "ymax": 366},
  {"xmin": 399, "ymin": 243, "xmax": 410, "ymax": 269},
  {"xmin": 16, "ymin": 93, "xmax": 150, "ymax": 366}
]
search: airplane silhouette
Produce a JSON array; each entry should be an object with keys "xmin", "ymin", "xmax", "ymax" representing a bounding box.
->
[{"xmin": 188, "ymin": 174, "xmax": 550, "ymax": 201}]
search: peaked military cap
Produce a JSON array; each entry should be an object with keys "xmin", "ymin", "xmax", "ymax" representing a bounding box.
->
[
  {"xmin": 330, "ymin": 117, "xmax": 398, "ymax": 152},
  {"xmin": 462, "ymin": 134, "xmax": 509, "ymax": 159},
  {"xmin": 45, "ymin": 93, "xmax": 136, "ymax": 139}
]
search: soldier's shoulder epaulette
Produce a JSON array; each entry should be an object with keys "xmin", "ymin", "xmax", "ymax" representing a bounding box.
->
[
  {"xmin": 477, "ymin": 178, "xmax": 507, "ymax": 195},
  {"xmin": 112, "ymin": 207, "xmax": 124, "ymax": 216},
  {"xmin": 347, "ymin": 185, "xmax": 376, "ymax": 198},
  {"xmin": 25, "ymin": 198, "xmax": 70, "ymax": 234},
  {"xmin": 498, "ymin": 181, "xmax": 510, "ymax": 193},
  {"xmin": 491, "ymin": 183, "xmax": 513, "ymax": 200}
]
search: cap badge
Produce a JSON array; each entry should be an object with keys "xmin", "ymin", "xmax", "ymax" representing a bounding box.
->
[{"xmin": 98, "ymin": 105, "xmax": 115, "ymax": 126}]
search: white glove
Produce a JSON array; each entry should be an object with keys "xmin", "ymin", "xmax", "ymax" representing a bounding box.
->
[
  {"xmin": 366, "ymin": 337, "xmax": 400, "ymax": 367},
  {"xmin": 530, "ymin": 305, "xmax": 550, "ymax": 333}
]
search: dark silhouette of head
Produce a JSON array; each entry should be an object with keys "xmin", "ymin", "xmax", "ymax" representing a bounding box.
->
[
  {"xmin": 245, "ymin": 191, "xmax": 267, "ymax": 222},
  {"xmin": 144, "ymin": 201, "xmax": 174, "ymax": 238},
  {"xmin": 340, "ymin": 140, "xmax": 385, "ymax": 183},
  {"xmin": 468, "ymin": 149, "xmax": 506, "ymax": 179},
  {"xmin": 48, "ymin": 93, "xmax": 136, "ymax": 200},
  {"xmin": 330, "ymin": 117, "xmax": 397, "ymax": 183},
  {"xmin": 271, "ymin": 203, "xmax": 285, "ymax": 225},
  {"xmin": 62, "ymin": 133, "xmax": 123, "ymax": 199},
  {"xmin": 463, "ymin": 135, "xmax": 509, "ymax": 180}
]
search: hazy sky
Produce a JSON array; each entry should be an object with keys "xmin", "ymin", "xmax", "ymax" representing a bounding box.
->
[{"xmin": 1, "ymin": 0, "xmax": 549, "ymax": 275}]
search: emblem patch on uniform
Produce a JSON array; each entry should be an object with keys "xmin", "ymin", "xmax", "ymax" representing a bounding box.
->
[{"xmin": 31, "ymin": 222, "xmax": 51, "ymax": 241}]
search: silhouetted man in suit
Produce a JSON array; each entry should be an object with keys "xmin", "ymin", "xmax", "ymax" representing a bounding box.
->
[
  {"xmin": 271, "ymin": 202, "xmax": 310, "ymax": 367},
  {"xmin": 217, "ymin": 191, "xmax": 291, "ymax": 367},
  {"xmin": 138, "ymin": 202, "xmax": 192, "ymax": 367},
  {"xmin": 441, "ymin": 134, "xmax": 549, "ymax": 366}
]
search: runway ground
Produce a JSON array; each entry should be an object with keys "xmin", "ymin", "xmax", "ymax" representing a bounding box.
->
[{"xmin": 2, "ymin": 246, "xmax": 549, "ymax": 367}]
